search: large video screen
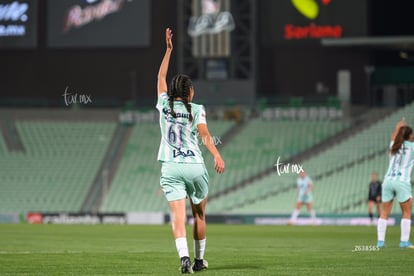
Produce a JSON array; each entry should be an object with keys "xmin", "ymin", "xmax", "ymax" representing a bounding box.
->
[
  {"xmin": 48, "ymin": 0, "xmax": 150, "ymax": 48},
  {"xmin": 0, "ymin": 0, "xmax": 38, "ymax": 49},
  {"xmin": 260, "ymin": 0, "xmax": 368, "ymax": 46}
]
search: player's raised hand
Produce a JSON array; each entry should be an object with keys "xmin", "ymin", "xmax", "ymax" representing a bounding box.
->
[
  {"xmin": 397, "ymin": 117, "xmax": 406, "ymax": 128},
  {"xmin": 166, "ymin": 28, "xmax": 173, "ymax": 50},
  {"xmin": 214, "ymin": 155, "xmax": 225, "ymax": 174}
]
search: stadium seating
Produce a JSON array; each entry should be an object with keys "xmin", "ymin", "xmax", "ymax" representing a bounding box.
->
[
  {"xmin": 206, "ymin": 119, "xmax": 350, "ymax": 197},
  {"xmin": 0, "ymin": 121, "xmax": 116, "ymax": 213},
  {"xmin": 2, "ymin": 101, "xmax": 413, "ymax": 216},
  {"xmin": 227, "ymin": 102, "xmax": 414, "ymax": 214},
  {"xmin": 208, "ymin": 173, "xmax": 297, "ymax": 214},
  {"xmin": 0, "ymin": 133, "xmax": 7, "ymax": 155}
]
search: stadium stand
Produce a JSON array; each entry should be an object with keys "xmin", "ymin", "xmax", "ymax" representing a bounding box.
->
[
  {"xmin": 100, "ymin": 123, "xmax": 163, "ymax": 212},
  {"xmin": 0, "ymin": 121, "xmax": 116, "ymax": 213},
  {"xmin": 1, "ymin": 102, "xmax": 411, "ymax": 216},
  {"xmin": 0, "ymin": 132, "xmax": 7, "ymax": 155},
  {"xmin": 100, "ymin": 117, "xmax": 349, "ymax": 213},
  {"xmin": 206, "ymin": 119, "xmax": 350, "ymax": 197},
  {"xmin": 227, "ymin": 102, "xmax": 414, "ymax": 215}
]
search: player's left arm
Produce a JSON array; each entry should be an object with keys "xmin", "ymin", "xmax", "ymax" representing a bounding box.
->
[
  {"xmin": 390, "ymin": 117, "xmax": 406, "ymax": 141},
  {"xmin": 198, "ymin": 123, "xmax": 225, "ymax": 174},
  {"xmin": 157, "ymin": 28, "xmax": 173, "ymax": 96}
]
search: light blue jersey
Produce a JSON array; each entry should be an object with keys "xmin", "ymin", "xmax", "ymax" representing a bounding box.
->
[
  {"xmin": 297, "ymin": 176, "xmax": 313, "ymax": 197},
  {"xmin": 156, "ymin": 92, "xmax": 206, "ymax": 163},
  {"xmin": 385, "ymin": 141, "xmax": 414, "ymax": 183},
  {"xmin": 296, "ymin": 175, "xmax": 313, "ymax": 203}
]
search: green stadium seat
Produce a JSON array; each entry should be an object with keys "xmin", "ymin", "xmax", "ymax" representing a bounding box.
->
[{"xmin": 0, "ymin": 121, "xmax": 116, "ymax": 213}]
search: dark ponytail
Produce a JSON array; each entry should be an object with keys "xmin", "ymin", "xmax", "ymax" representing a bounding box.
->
[
  {"xmin": 168, "ymin": 97, "xmax": 176, "ymax": 118},
  {"xmin": 168, "ymin": 74, "xmax": 193, "ymax": 122},
  {"xmin": 183, "ymin": 98, "xmax": 194, "ymax": 122},
  {"xmin": 390, "ymin": 126, "xmax": 413, "ymax": 155}
]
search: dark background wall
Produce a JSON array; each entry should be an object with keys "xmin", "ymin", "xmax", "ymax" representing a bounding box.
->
[
  {"xmin": 0, "ymin": 0, "xmax": 178, "ymax": 107},
  {"xmin": 1, "ymin": 0, "xmax": 414, "ymax": 108},
  {"xmin": 258, "ymin": 45, "xmax": 371, "ymax": 104},
  {"xmin": 257, "ymin": 0, "xmax": 371, "ymax": 104},
  {"xmin": 256, "ymin": 0, "xmax": 414, "ymax": 105}
]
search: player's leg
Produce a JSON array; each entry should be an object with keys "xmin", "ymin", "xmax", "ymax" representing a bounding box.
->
[
  {"xmin": 306, "ymin": 202, "xmax": 316, "ymax": 224},
  {"xmin": 399, "ymin": 198, "xmax": 413, "ymax": 248},
  {"xmin": 368, "ymin": 200, "xmax": 374, "ymax": 222},
  {"xmin": 289, "ymin": 201, "xmax": 302, "ymax": 224},
  {"xmin": 190, "ymin": 198, "xmax": 208, "ymax": 271},
  {"xmin": 160, "ymin": 163, "xmax": 192, "ymax": 273},
  {"xmin": 377, "ymin": 200, "xmax": 392, "ymax": 247},
  {"xmin": 169, "ymin": 199, "xmax": 187, "ymax": 238},
  {"xmin": 396, "ymin": 180, "xmax": 413, "ymax": 248},
  {"xmin": 377, "ymin": 180, "xmax": 394, "ymax": 247},
  {"xmin": 169, "ymin": 199, "xmax": 193, "ymax": 273},
  {"xmin": 190, "ymin": 197, "xmax": 206, "ymax": 239},
  {"xmin": 186, "ymin": 164, "xmax": 209, "ymax": 272}
]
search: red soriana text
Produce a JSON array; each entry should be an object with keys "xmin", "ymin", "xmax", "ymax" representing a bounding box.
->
[
  {"xmin": 64, "ymin": 0, "xmax": 124, "ymax": 32},
  {"xmin": 284, "ymin": 23, "xmax": 342, "ymax": 40}
]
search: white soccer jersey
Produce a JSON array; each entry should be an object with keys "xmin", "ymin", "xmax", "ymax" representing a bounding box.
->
[
  {"xmin": 297, "ymin": 176, "xmax": 312, "ymax": 196},
  {"xmin": 156, "ymin": 92, "xmax": 206, "ymax": 163},
  {"xmin": 385, "ymin": 140, "xmax": 414, "ymax": 183}
]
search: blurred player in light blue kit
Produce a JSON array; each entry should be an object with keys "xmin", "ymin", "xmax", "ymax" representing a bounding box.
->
[
  {"xmin": 377, "ymin": 118, "xmax": 414, "ymax": 249},
  {"xmin": 288, "ymin": 171, "xmax": 316, "ymax": 225}
]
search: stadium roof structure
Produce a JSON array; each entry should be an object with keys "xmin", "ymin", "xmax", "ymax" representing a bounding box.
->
[{"xmin": 321, "ymin": 36, "xmax": 414, "ymax": 51}]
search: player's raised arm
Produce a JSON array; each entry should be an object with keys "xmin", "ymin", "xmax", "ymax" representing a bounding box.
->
[
  {"xmin": 391, "ymin": 117, "xmax": 406, "ymax": 141},
  {"xmin": 197, "ymin": 124, "xmax": 225, "ymax": 174},
  {"xmin": 157, "ymin": 28, "xmax": 173, "ymax": 96}
]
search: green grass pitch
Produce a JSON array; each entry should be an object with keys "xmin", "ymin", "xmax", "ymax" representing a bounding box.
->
[{"xmin": 0, "ymin": 224, "xmax": 412, "ymax": 275}]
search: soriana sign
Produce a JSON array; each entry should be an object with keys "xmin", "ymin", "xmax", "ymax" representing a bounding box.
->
[
  {"xmin": 260, "ymin": 0, "xmax": 368, "ymax": 45},
  {"xmin": 286, "ymin": 0, "xmax": 341, "ymax": 40}
]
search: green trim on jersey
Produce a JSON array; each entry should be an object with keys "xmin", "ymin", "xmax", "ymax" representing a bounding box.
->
[{"xmin": 156, "ymin": 93, "xmax": 206, "ymax": 163}]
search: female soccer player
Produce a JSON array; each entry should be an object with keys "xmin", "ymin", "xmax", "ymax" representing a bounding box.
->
[
  {"xmin": 377, "ymin": 118, "xmax": 414, "ymax": 248},
  {"xmin": 288, "ymin": 171, "xmax": 316, "ymax": 225},
  {"xmin": 156, "ymin": 28, "xmax": 225, "ymax": 273}
]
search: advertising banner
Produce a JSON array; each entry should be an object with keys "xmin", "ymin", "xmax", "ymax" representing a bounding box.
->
[
  {"xmin": 48, "ymin": 0, "xmax": 150, "ymax": 48},
  {"xmin": 0, "ymin": 0, "xmax": 37, "ymax": 49},
  {"xmin": 27, "ymin": 213, "xmax": 128, "ymax": 224},
  {"xmin": 261, "ymin": 0, "xmax": 368, "ymax": 46},
  {"xmin": 25, "ymin": 212, "xmax": 164, "ymax": 225}
]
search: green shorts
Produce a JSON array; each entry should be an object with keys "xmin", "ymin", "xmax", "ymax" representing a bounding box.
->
[
  {"xmin": 297, "ymin": 193, "xmax": 312, "ymax": 203},
  {"xmin": 382, "ymin": 179, "xmax": 412, "ymax": 203},
  {"xmin": 160, "ymin": 162, "xmax": 209, "ymax": 205}
]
